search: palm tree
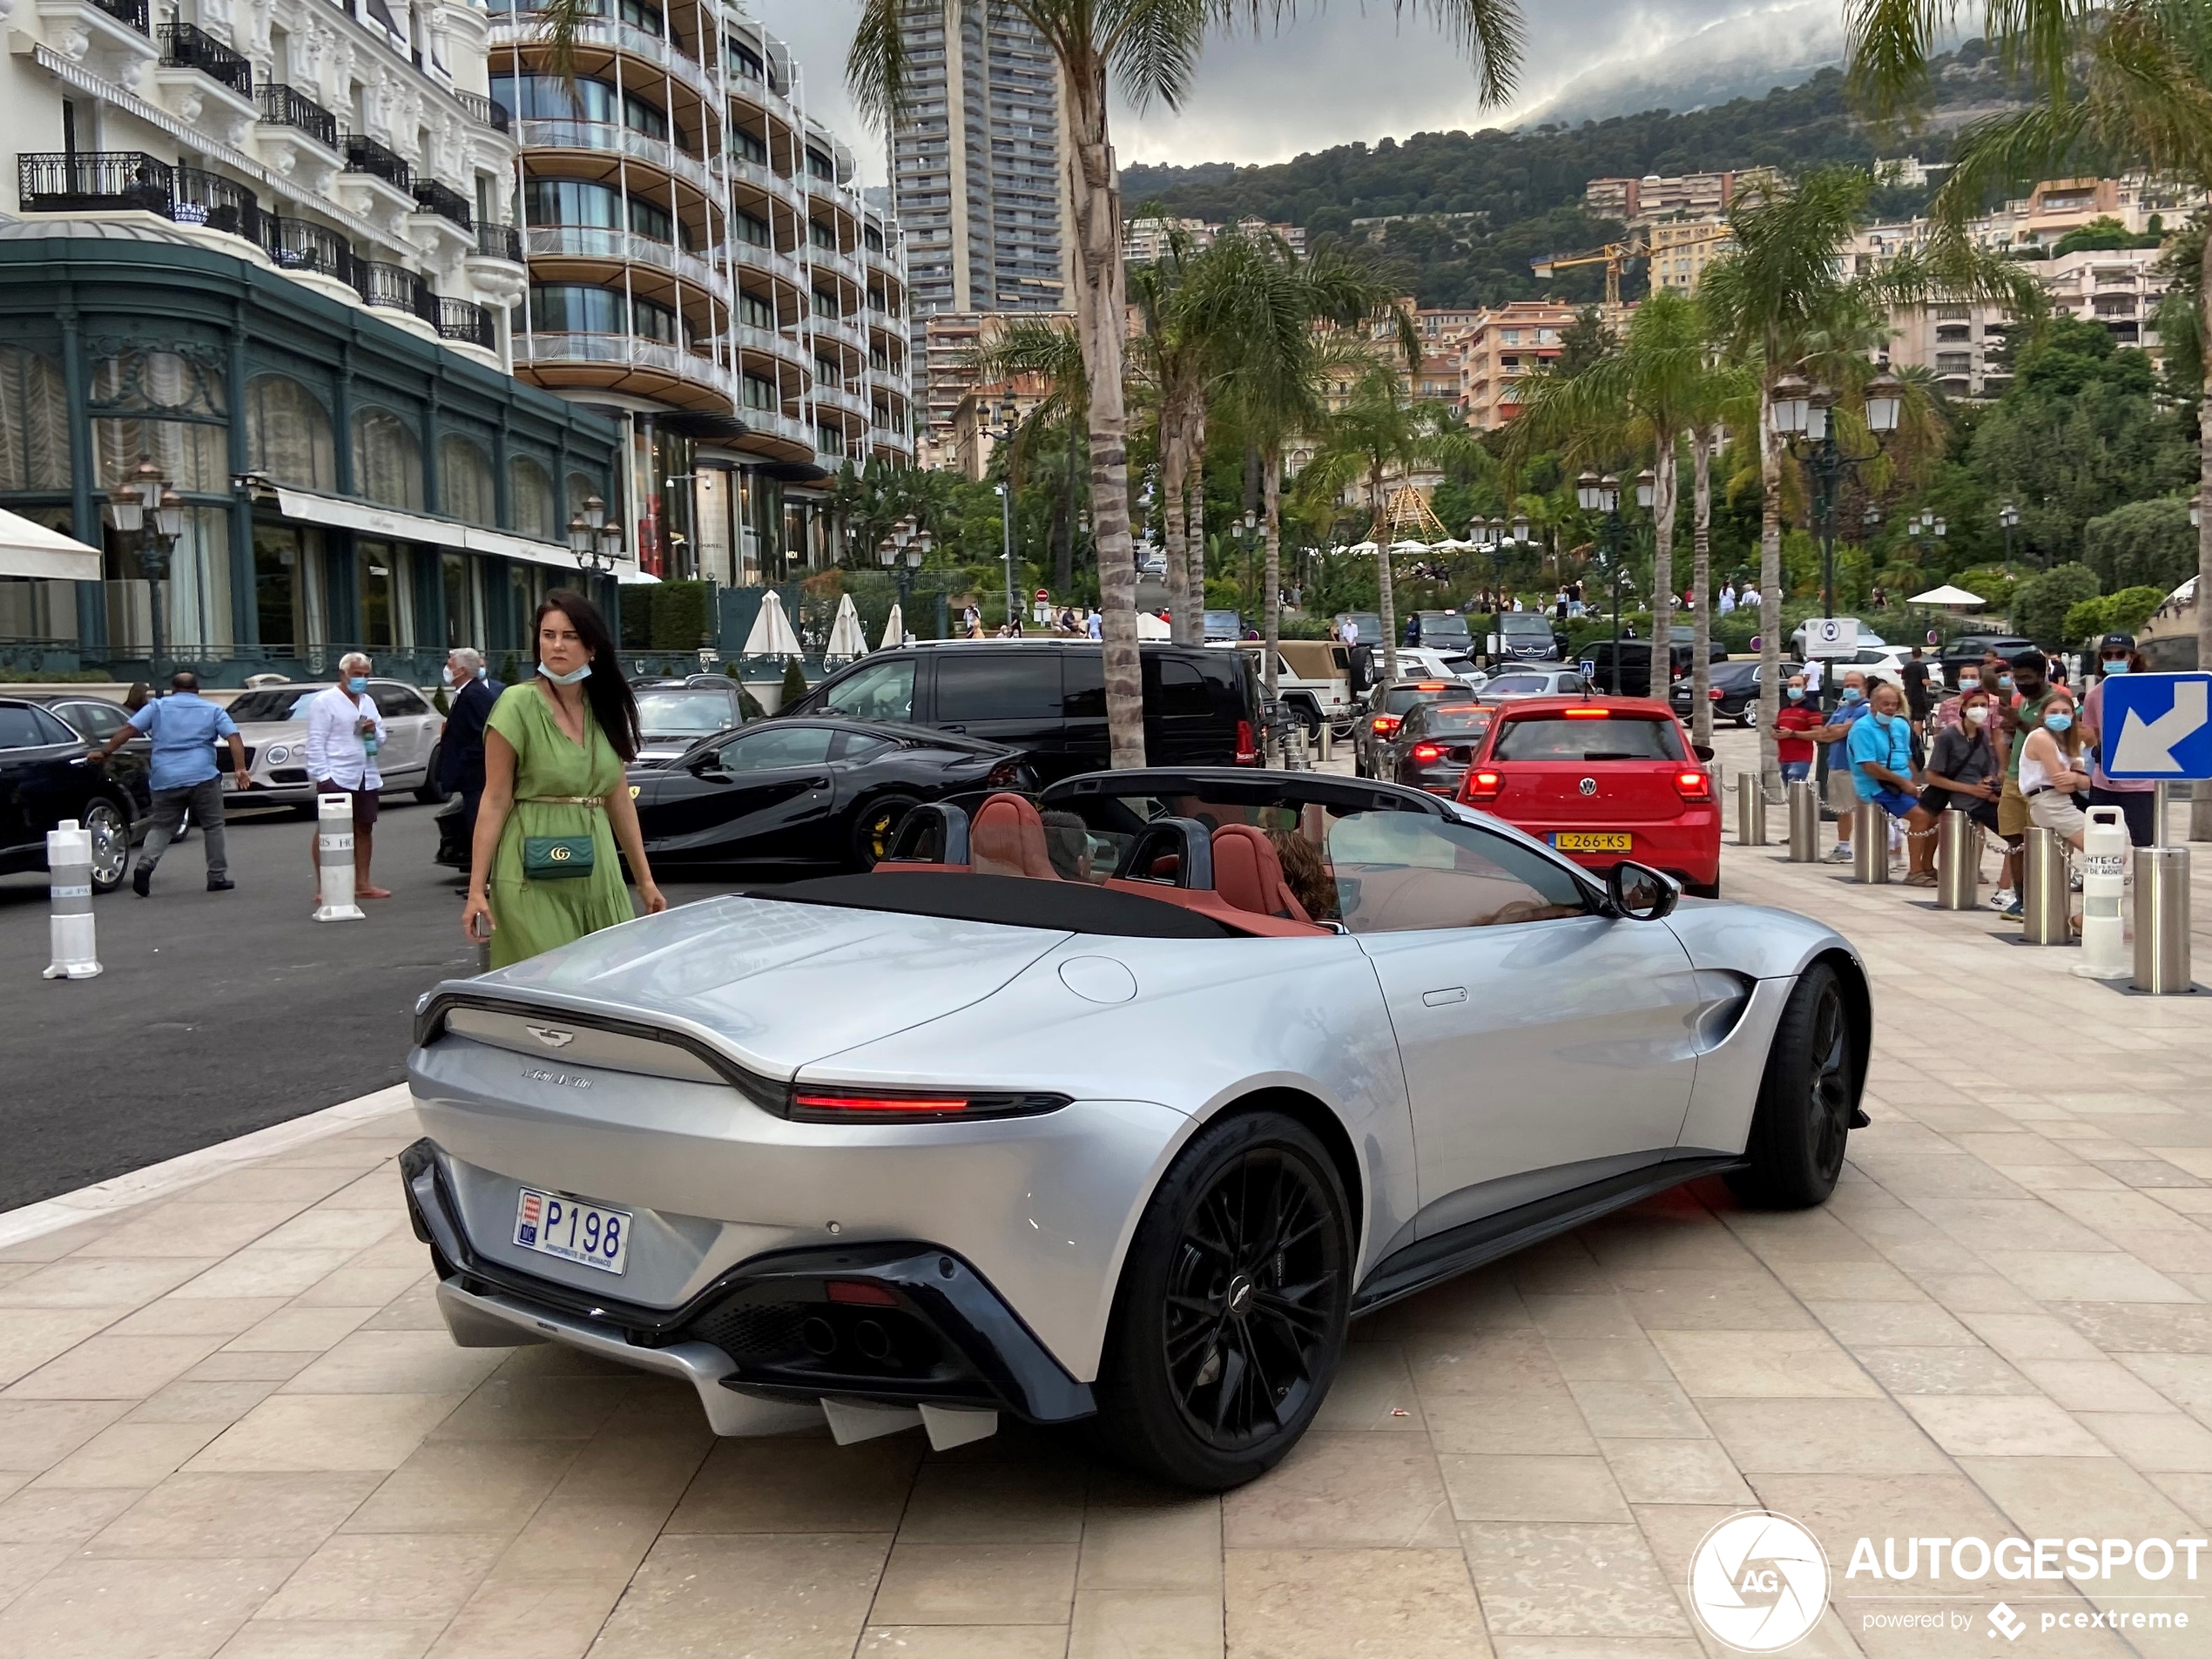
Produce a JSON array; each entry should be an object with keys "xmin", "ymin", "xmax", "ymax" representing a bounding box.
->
[
  {"xmin": 1851, "ymin": 0, "xmax": 2212, "ymax": 833},
  {"xmin": 969, "ymin": 316, "xmax": 1090, "ymax": 597},
  {"xmin": 840, "ymin": 0, "xmax": 1522, "ymax": 766},
  {"xmin": 1126, "ymin": 219, "xmax": 1218, "ymax": 644}
]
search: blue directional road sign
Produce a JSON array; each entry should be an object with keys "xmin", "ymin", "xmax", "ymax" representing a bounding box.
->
[{"xmin": 2101, "ymin": 671, "xmax": 2212, "ymax": 780}]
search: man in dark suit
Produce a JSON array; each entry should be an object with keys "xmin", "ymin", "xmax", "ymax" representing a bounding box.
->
[{"xmin": 440, "ymin": 648, "xmax": 503, "ymax": 876}]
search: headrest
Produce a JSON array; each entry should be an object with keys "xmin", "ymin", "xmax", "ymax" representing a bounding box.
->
[
  {"xmin": 1211, "ymin": 824, "xmax": 1312, "ymax": 923},
  {"xmin": 882, "ymin": 801, "xmax": 970, "ymax": 867},
  {"xmin": 970, "ymin": 792, "xmax": 1058, "ymax": 880}
]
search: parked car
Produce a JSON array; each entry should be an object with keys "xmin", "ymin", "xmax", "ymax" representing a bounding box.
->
[
  {"xmin": 1389, "ymin": 701, "xmax": 1495, "ymax": 795},
  {"xmin": 630, "ymin": 682, "xmax": 748, "ymax": 764},
  {"xmin": 24, "ymin": 694, "xmax": 153, "ymax": 819},
  {"xmin": 1354, "ymin": 679, "xmax": 1465, "ymax": 777},
  {"xmin": 402, "ymin": 764, "xmax": 1867, "ymax": 1488},
  {"xmin": 629, "ymin": 718, "xmax": 1032, "ymax": 871},
  {"xmin": 1332, "ymin": 611, "xmax": 1385, "ymax": 647},
  {"xmin": 783, "ymin": 642, "xmax": 1260, "ymax": 782},
  {"xmin": 1668, "ymin": 660, "xmax": 1802, "ymax": 727},
  {"xmin": 1477, "ymin": 666, "xmax": 1590, "ymax": 700},
  {"xmin": 1138, "ymin": 551, "xmax": 1167, "ymax": 577},
  {"xmin": 1201, "ymin": 610, "xmax": 1242, "ymax": 642},
  {"xmin": 1405, "ymin": 610, "xmax": 1473, "ymax": 651},
  {"xmin": 221, "ymin": 679, "xmax": 448, "ymax": 807},
  {"xmin": 1391, "ymin": 644, "xmax": 1487, "ymax": 691},
  {"xmin": 1462, "ymin": 696, "xmax": 1721, "ymax": 898},
  {"xmin": 1581, "ymin": 633, "xmax": 1728, "ymax": 695},
  {"xmin": 0, "ymin": 698, "xmax": 135, "ymax": 892},
  {"xmin": 1479, "ymin": 610, "xmax": 1563, "ymax": 666}
]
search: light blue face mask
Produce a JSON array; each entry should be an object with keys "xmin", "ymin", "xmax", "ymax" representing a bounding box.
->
[
  {"xmin": 347, "ymin": 677, "xmax": 368, "ymax": 693},
  {"xmin": 537, "ymin": 660, "xmax": 592, "ymax": 686},
  {"xmin": 1786, "ymin": 686, "xmax": 1804, "ymax": 700},
  {"xmin": 2043, "ymin": 710, "xmax": 2074, "ymax": 733},
  {"xmin": 2101, "ymin": 659, "xmax": 2131, "ymax": 675},
  {"xmin": 1840, "ymin": 686, "xmax": 1863, "ymax": 703}
]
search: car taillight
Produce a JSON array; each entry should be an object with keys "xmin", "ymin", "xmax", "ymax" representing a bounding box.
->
[
  {"xmin": 826, "ymin": 1279, "xmax": 900, "ymax": 1306},
  {"xmin": 1411, "ymin": 743, "xmax": 1443, "ymax": 764},
  {"xmin": 1708, "ymin": 687, "xmax": 1723, "ymax": 700},
  {"xmin": 1563, "ymin": 707, "xmax": 1610, "ymax": 719},
  {"xmin": 1370, "ymin": 713, "xmax": 1401, "ymax": 737},
  {"xmin": 1674, "ymin": 769, "xmax": 1712, "ymax": 802},
  {"xmin": 984, "ymin": 759, "xmax": 1022, "ymax": 786},
  {"xmin": 1235, "ymin": 719, "xmax": 1258, "ymax": 765},
  {"xmin": 1467, "ymin": 769, "xmax": 1503, "ymax": 801},
  {"xmin": 788, "ymin": 1087, "xmax": 1072, "ymax": 1123}
]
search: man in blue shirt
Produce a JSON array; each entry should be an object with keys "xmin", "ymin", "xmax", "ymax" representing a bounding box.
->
[
  {"xmin": 1846, "ymin": 680, "xmax": 1919, "ymax": 823},
  {"xmin": 86, "ymin": 671, "xmax": 248, "ymax": 895}
]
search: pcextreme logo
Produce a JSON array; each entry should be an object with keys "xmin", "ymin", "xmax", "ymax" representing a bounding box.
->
[{"xmin": 1689, "ymin": 1511, "xmax": 1830, "ymax": 1651}]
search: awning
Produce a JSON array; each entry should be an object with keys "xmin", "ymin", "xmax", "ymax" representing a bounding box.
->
[
  {"xmin": 0, "ymin": 508, "xmax": 102, "ymax": 581},
  {"xmin": 273, "ymin": 488, "xmax": 618, "ymax": 576},
  {"xmin": 617, "ymin": 569, "xmax": 660, "ymax": 585}
]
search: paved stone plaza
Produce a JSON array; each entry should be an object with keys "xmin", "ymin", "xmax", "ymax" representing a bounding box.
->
[{"xmin": 4, "ymin": 772, "xmax": 2212, "ymax": 1657}]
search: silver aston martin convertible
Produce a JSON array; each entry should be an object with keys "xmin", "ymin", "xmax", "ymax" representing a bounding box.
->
[{"xmin": 401, "ymin": 767, "xmax": 1868, "ymax": 1490}]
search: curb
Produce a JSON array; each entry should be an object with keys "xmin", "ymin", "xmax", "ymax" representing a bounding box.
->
[{"xmin": 0, "ymin": 1082, "xmax": 415, "ymax": 1251}]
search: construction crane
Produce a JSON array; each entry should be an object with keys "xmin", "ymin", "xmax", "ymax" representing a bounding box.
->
[{"xmin": 1529, "ymin": 239, "xmax": 1645, "ymax": 308}]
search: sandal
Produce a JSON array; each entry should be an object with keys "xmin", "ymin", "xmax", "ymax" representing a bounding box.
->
[{"xmin": 1903, "ymin": 870, "xmax": 1937, "ymax": 887}]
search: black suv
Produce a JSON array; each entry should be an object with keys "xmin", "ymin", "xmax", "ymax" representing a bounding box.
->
[
  {"xmin": 1583, "ymin": 632, "xmax": 1730, "ymax": 696},
  {"xmin": 784, "ymin": 642, "xmax": 1260, "ymax": 781}
]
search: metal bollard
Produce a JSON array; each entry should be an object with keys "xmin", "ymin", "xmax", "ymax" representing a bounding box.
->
[
  {"xmin": 1786, "ymin": 779, "xmax": 1820, "ymax": 861},
  {"xmin": 1317, "ymin": 724, "xmax": 1332, "ymax": 764},
  {"xmin": 2133, "ymin": 845, "xmax": 2193, "ymax": 993},
  {"xmin": 2072, "ymin": 806, "xmax": 2131, "ymax": 980},
  {"xmin": 1851, "ymin": 802, "xmax": 1891, "ymax": 883},
  {"xmin": 1735, "ymin": 773, "xmax": 1768, "ymax": 845},
  {"xmin": 312, "ymin": 793, "xmax": 365, "ymax": 922},
  {"xmin": 1935, "ymin": 809, "xmax": 1979, "ymax": 910},
  {"xmin": 2019, "ymin": 826, "xmax": 2070, "ymax": 945},
  {"xmin": 43, "ymin": 819, "xmax": 103, "ymax": 980}
]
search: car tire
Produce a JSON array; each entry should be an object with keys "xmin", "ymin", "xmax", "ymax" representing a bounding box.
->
[
  {"xmin": 1726, "ymin": 961, "xmax": 1859, "ymax": 1211},
  {"xmin": 415, "ymin": 746, "xmax": 452, "ymax": 805},
  {"xmin": 1091, "ymin": 1109, "xmax": 1352, "ymax": 1492},
  {"xmin": 81, "ymin": 796, "xmax": 131, "ymax": 894},
  {"xmin": 1737, "ymin": 704, "xmax": 1758, "ymax": 728},
  {"xmin": 1686, "ymin": 876, "xmax": 1721, "ymax": 900},
  {"xmin": 851, "ymin": 793, "xmax": 921, "ymax": 869}
]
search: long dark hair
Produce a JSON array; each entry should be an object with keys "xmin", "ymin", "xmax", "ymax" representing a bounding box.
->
[{"xmin": 533, "ymin": 589, "xmax": 639, "ymax": 761}]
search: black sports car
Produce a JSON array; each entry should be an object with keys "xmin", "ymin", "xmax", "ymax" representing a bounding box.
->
[
  {"xmin": 0, "ymin": 698, "xmax": 137, "ymax": 893},
  {"xmin": 632, "ymin": 717, "xmax": 1033, "ymax": 871},
  {"xmin": 1669, "ymin": 660, "xmax": 1801, "ymax": 728},
  {"xmin": 25, "ymin": 694, "xmax": 154, "ymax": 819}
]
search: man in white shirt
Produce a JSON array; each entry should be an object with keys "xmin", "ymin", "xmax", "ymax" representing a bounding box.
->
[
  {"xmin": 1337, "ymin": 615, "xmax": 1359, "ymax": 648},
  {"xmin": 305, "ymin": 652, "xmax": 391, "ymax": 900}
]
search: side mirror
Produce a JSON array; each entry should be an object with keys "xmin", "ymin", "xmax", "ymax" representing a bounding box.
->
[
  {"xmin": 1692, "ymin": 743, "xmax": 1715, "ymax": 763},
  {"xmin": 1607, "ymin": 860, "xmax": 1678, "ymax": 921}
]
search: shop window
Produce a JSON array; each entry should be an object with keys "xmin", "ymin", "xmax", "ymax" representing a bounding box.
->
[
  {"xmin": 93, "ymin": 419, "xmax": 228, "ymax": 493},
  {"xmin": 244, "ymin": 374, "xmax": 334, "ymax": 490},
  {"xmin": 510, "ymin": 456, "xmax": 556, "ymax": 540},
  {"xmin": 440, "ymin": 435, "xmax": 496, "ymax": 525},
  {"xmin": 352, "ymin": 408, "xmax": 423, "ymax": 510},
  {"xmin": 0, "ymin": 346, "xmax": 70, "ymax": 493},
  {"xmin": 90, "ymin": 347, "xmax": 225, "ymax": 417}
]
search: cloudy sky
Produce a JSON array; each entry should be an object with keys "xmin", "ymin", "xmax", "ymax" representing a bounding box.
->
[{"xmin": 751, "ymin": 0, "xmax": 1849, "ymax": 185}]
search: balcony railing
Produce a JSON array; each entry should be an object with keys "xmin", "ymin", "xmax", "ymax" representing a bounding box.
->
[
  {"xmin": 436, "ymin": 298, "xmax": 495, "ymax": 350},
  {"xmin": 18, "ymin": 151, "xmax": 173, "ymax": 215},
  {"xmin": 258, "ymin": 83, "xmax": 339, "ymax": 149},
  {"xmin": 260, "ymin": 215, "xmax": 358, "ymax": 285},
  {"xmin": 342, "ymin": 134, "xmax": 412, "ymax": 193},
  {"xmin": 355, "ymin": 260, "xmax": 436, "ymax": 324},
  {"xmin": 171, "ymin": 166, "xmax": 260, "ymax": 239},
  {"xmin": 412, "ymin": 178, "xmax": 473, "ymax": 230},
  {"xmin": 91, "ymin": 0, "xmax": 149, "ymax": 32},
  {"xmin": 454, "ymin": 91, "xmax": 510, "ymax": 132},
  {"xmin": 159, "ymin": 21, "xmax": 252, "ymax": 97},
  {"xmin": 474, "ymin": 220, "xmax": 522, "ymax": 262}
]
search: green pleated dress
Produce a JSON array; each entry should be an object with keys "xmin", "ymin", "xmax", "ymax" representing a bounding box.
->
[{"xmin": 484, "ymin": 682, "xmax": 632, "ymax": 968}]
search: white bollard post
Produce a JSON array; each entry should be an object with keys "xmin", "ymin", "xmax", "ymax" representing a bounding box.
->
[
  {"xmin": 43, "ymin": 819, "xmax": 102, "ymax": 980},
  {"xmin": 2073, "ymin": 806, "xmax": 2131, "ymax": 980},
  {"xmin": 312, "ymin": 793, "xmax": 365, "ymax": 922}
]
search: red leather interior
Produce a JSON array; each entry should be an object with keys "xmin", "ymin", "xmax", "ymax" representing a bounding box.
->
[
  {"xmin": 1210, "ymin": 825, "xmax": 1312, "ymax": 923},
  {"xmin": 970, "ymin": 793, "xmax": 1060, "ymax": 880}
]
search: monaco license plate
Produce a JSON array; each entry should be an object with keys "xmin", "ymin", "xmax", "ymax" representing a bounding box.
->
[
  {"xmin": 512, "ymin": 1188, "xmax": 630, "ymax": 1274},
  {"xmin": 1552, "ymin": 832, "xmax": 1632, "ymax": 852}
]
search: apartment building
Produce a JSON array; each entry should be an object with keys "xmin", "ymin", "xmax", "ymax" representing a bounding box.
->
[
  {"xmin": 0, "ymin": 0, "xmax": 633, "ymax": 679},
  {"xmin": 1884, "ymin": 245, "xmax": 2170, "ymax": 397},
  {"xmin": 496, "ymin": 3, "xmax": 913, "ymax": 586},
  {"xmin": 1584, "ymin": 170, "xmax": 1763, "ymax": 224},
  {"xmin": 1457, "ymin": 300, "xmax": 1586, "ymax": 429},
  {"xmin": 1122, "ymin": 212, "xmax": 1307, "ymax": 265},
  {"xmin": 1648, "ymin": 218, "xmax": 1731, "ymax": 293}
]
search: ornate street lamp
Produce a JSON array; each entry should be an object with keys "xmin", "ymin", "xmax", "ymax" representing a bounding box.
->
[
  {"xmin": 1999, "ymin": 500, "xmax": 2020, "ymax": 564},
  {"xmin": 569, "ymin": 494, "xmax": 624, "ymax": 578},
  {"xmin": 106, "ymin": 456, "xmax": 182, "ymax": 681}
]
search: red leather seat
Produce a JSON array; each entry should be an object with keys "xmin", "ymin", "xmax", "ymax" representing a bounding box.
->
[
  {"xmin": 970, "ymin": 793, "xmax": 1059, "ymax": 880},
  {"xmin": 1210, "ymin": 825, "xmax": 1312, "ymax": 923}
]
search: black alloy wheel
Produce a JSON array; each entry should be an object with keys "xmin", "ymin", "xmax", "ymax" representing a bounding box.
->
[
  {"xmin": 82, "ymin": 798, "xmax": 130, "ymax": 894},
  {"xmin": 1728, "ymin": 962, "xmax": 1859, "ymax": 1209},
  {"xmin": 853, "ymin": 793, "xmax": 920, "ymax": 869},
  {"xmin": 1094, "ymin": 1110, "xmax": 1351, "ymax": 1490}
]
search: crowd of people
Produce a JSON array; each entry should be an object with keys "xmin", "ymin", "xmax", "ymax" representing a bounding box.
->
[{"xmin": 1770, "ymin": 632, "xmax": 2154, "ymax": 920}]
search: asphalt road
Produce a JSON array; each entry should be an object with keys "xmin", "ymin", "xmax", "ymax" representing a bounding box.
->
[{"xmin": 0, "ymin": 797, "xmax": 746, "ymax": 1211}]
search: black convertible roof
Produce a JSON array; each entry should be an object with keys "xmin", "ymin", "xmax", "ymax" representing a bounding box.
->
[
  {"xmin": 741, "ymin": 872, "xmax": 1244, "ymax": 938},
  {"xmin": 1039, "ymin": 767, "xmax": 1452, "ymax": 817}
]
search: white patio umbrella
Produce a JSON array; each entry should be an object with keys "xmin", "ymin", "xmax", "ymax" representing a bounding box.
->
[
  {"xmin": 880, "ymin": 602, "xmax": 905, "ymax": 651},
  {"xmin": 742, "ymin": 589, "xmax": 802, "ymax": 658},
  {"xmin": 1345, "ymin": 540, "xmax": 1379, "ymax": 556},
  {"xmin": 1389, "ymin": 538, "xmax": 1429, "ymax": 554},
  {"xmin": 1907, "ymin": 583, "xmax": 1985, "ymax": 607},
  {"xmin": 0, "ymin": 508, "xmax": 100, "ymax": 580},
  {"xmin": 824, "ymin": 592, "xmax": 867, "ymax": 658},
  {"xmin": 1136, "ymin": 610, "xmax": 1172, "ymax": 640}
]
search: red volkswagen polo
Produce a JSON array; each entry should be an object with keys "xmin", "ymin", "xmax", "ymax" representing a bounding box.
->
[{"xmin": 1458, "ymin": 696, "xmax": 1722, "ymax": 898}]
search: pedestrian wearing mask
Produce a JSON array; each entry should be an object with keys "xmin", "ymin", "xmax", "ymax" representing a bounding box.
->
[
  {"xmin": 306, "ymin": 653, "xmax": 390, "ymax": 900},
  {"xmin": 1902, "ymin": 685, "xmax": 2000, "ymax": 885},
  {"xmin": 2020, "ymin": 688, "xmax": 2091, "ymax": 851},
  {"xmin": 462, "ymin": 590, "xmax": 667, "ymax": 968},
  {"xmin": 1932, "ymin": 663, "xmax": 1984, "ymax": 731},
  {"xmin": 2078, "ymin": 633, "xmax": 2157, "ymax": 846},
  {"xmin": 84, "ymin": 670, "xmax": 247, "ymax": 895},
  {"xmin": 1846, "ymin": 682, "xmax": 1919, "ymax": 845},
  {"xmin": 1989, "ymin": 650, "xmax": 2053, "ymax": 914},
  {"xmin": 1775, "ymin": 672, "xmax": 1822, "ymax": 784},
  {"xmin": 437, "ymin": 648, "xmax": 504, "ymax": 880},
  {"xmin": 1817, "ymin": 670, "xmax": 1872, "ymax": 863}
]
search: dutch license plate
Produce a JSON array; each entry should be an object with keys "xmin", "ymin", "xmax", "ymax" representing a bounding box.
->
[
  {"xmin": 1552, "ymin": 832, "xmax": 1632, "ymax": 852},
  {"xmin": 512, "ymin": 1187, "xmax": 631, "ymax": 1274}
]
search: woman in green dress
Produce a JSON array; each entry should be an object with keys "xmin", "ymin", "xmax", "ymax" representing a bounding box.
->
[{"xmin": 462, "ymin": 590, "xmax": 666, "ymax": 967}]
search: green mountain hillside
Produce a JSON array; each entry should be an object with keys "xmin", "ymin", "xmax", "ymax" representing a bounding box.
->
[{"xmin": 1120, "ymin": 45, "xmax": 2025, "ymax": 309}]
